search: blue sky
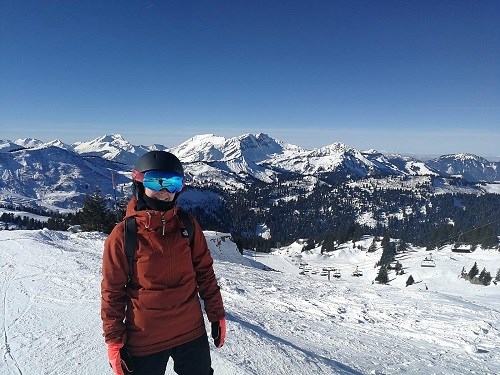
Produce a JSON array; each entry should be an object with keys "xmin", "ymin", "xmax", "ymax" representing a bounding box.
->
[{"xmin": 1, "ymin": 0, "xmax": 499, "ymax": 157}]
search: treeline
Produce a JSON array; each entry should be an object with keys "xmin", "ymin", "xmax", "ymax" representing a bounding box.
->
[
  {"xmin": 222, "ymin": 177, "xmax": 500, "ymax": 252},
  {"xmin": 0, "ymin": 213, "xmax": 45, "ymax": 230},
  {"xmin": 460, "ymin": 262, "xmax": 498, "ymax": 286},
  {"xmin": 2, "ymin": 176, "xmax": 499, "ymax": 255},
  {"xmin": 0, "ymin": 190, "xmax": 121, "ymax": 234}
]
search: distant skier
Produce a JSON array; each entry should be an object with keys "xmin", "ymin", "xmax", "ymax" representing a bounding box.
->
[{"xmin": 101, "ymin": 151, "xmax": 226, "ymax": 375}]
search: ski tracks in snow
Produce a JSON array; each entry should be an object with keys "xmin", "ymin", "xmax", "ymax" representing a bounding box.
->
[
  {"xmin": 0, "ymin": 239, "xmax": 27, "ymax": 375},
  {"xmin": 215, "ymin": 260, "xmax": 500, "ymax": 374},
  {"xmin": 0, "ymin": 232, "xmax": 106, "ymax": 374},
  {"xmin": 216, "ymin": 264, "xmax": 365, "ymax": 374}
]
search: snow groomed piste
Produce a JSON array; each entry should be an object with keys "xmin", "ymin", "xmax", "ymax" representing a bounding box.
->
[{"xmin": 0, "ymin": 229, "xmax": 498, "ymax": 374}]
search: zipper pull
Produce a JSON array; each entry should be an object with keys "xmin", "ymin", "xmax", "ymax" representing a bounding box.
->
[{"xmin": 162, "ymin": 219, "xmax": 166, "ymax": 235}]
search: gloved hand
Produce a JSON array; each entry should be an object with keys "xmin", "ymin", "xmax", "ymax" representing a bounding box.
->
[
  {"xmin": 107, "ymin": 343, "xmax": 133, "ymax": 374},
  {"xmin": 211, "ymin": 317, "xmax": 226, "ymax": 348}
]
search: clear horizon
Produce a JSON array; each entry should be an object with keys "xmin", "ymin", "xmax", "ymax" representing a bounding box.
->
[{"xmin": 1, "ymin": 1, "xmax": 499, "ymax": 156}]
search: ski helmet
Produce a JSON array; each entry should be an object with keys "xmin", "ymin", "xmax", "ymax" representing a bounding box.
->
[
  {"xmin": 134, "ymin": 151, "xmax": 184, "ymax": 176},
  {"xmin": 131, "ymin": 151, "xmax": 185, "ymax": 209}
]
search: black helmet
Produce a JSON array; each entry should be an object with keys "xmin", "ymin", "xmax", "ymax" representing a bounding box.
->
[{"xmin": 134, "ymin": 151, "xmax": 184, "ymax": 176}]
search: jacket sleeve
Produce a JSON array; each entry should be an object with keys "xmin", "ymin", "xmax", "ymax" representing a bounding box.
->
[
  {"xmin": 101, "ymin": 223, "xmax": 129, "ymax": 344},
  {"xmin": 190, "ymin": 216, "xmax": 225, "ymax": 322}
]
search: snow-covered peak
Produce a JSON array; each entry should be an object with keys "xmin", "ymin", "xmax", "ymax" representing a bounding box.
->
[
  {"xmin": 316, "ymin": 142, "xmax": 352, "ymax": 155},
  {"xmin": 362, "ymin": 148, "xmax": 380, "ymax": 154},
  {"xmin": 427, "ymin": 153, "xmax": 499, "ymax": 182},
  {"xmin": 71, "ymin": 134, "xmax": 152, "ymax": 165},
  {"xmin": 173, "ymin": 133, "xmax": 290, "ymax": 163},
  {"xmin": 440, "ymin": 153, "xmax": 490, "ymax": 164},
  {"xmin": 270, "ymin": 141, "xmax": 381, "ymax": 177},
  {"xmin": 15, "ymin": 137, "xmax": 43, "ymax": 148},
  {"xmin": 173, "ymin": 134, "xmax": 227, "ymax": 162},
  {"xmin": 42, "ymin": 139, "xmax": 73, "ymax": 150},
  {"xmin": 226, "ymin": 133, "xmax": 286, "ymax": 161},
  {"xmin": 73, "ymin": 134, "xmax": 134, "ymax": 153}
]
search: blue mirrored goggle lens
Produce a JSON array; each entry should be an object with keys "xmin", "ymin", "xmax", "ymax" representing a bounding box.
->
[{"xmin": 142, "ymin": 171, "xmax": 184, "ymax": 193}]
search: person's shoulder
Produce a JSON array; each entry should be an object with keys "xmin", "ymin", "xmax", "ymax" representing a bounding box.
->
[
  {"xmin": 181, "ymin": 209, "xmax": 202, "ymax": 225},
  {"xmin": 105, "ymin": 220, "xmax": 126, "ymax": 244},
  {"xmin": 112, "ymin": 219, "xmax": 126, "ymax": 232}
]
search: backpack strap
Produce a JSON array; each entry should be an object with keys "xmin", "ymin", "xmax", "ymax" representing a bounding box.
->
[
  {"xmin": 177, "ymin": 208, "xmax": 195, "ymax": 248},
  {"xmin": 124, "ymin": 217, "xmax": 136, "ymax": 284}
]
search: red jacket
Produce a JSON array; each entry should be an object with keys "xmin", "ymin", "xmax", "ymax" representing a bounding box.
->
[{"xmin": 101, "ymin": 199, "xmax": 225, "ymax": 356}]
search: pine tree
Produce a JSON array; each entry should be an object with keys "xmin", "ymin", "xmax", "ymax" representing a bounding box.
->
[
  {"xmin": 478, "ymin": 268, "xmax": 487, "ymax": 283},
  {"xmin": 468, "ymin": 262, "xmax": 479, "ymax": 280},
  {"xmin": 321, "ymin": 233, "xmax": 337, "ymax": 253},
  {"xmin": 406, "ymin": 275, "xmax": 414, "ymax": 287},
  {"xmin": 381, "ymin": 234, "xmax": 390, "ymax": 251},
  {"xmin": 460, "ymin": 266, "xmax": 468, "ymax": 279},
  {"xmin": 78, "ymin": 189, "xmax": 116, "ymax": 233},
  {"xmin": 481, "ymin": 271, "xmax": 492, "ymax": 286},
  {"xmin": 496, "ymin": 268, "xmax": 500, "ymax": 282},
  {"xmin": 378, "ymin": 242, "xmax": 397, "ymax": 266},
  {"xmin": 375, "ymin": 265, "xmax": 389, "ymax": 284},
  {"xmin": 368, "ymin": 239, "xmax": 377, "ymax": 253}
]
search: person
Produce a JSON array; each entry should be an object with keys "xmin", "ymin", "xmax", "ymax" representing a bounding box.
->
[{"xmin": 101, "ymin": 151, "xmax": 226, "ymax": 375}]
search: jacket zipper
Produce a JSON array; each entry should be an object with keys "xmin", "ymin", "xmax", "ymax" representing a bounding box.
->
[{"xmin": 161, "ymin": 216, "xmax": 172, "ymax": 279}]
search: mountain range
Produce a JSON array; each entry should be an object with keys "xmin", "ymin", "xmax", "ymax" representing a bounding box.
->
[
  {"xmin": 0, "ymin": 134, "xmax": 500, "ymax": 191},
  {"xmin": 0, "ymin": 133, "xmax": 499, "ymax": 212},
  {"xmin": 1, "ymin": 133, "xmax": 499, "ymax": 250}
]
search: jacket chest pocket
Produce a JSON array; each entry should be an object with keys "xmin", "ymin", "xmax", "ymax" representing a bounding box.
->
[
  {"xmin": 135, "ymin": 231, "xmax": 193, "ymax": 285},
  {"xmin": 134, "ymin": 233, "xmax": 171, "ymax": 286}
]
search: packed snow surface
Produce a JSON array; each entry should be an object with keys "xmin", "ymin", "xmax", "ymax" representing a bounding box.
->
[{"xmin": 0, "ymin": 230, "xmax": 498, "ymax": 374}]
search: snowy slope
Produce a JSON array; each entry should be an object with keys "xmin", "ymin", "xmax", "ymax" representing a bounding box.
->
[
  {"xmin": 0, "ymin": 230, "xmax": 498, "ymax": 374},
  {"xmin": 0, "ymin": 146, "xmax": 130, "ymax": 209},
  {"xmin": 0, "ymin": 141, "xmax": 25, "ymax": 153}
]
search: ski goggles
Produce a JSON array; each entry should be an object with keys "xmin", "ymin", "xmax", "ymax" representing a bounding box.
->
[{"xmin": 133, "ymin": 170, "xmax": 184, "ymax": 193}]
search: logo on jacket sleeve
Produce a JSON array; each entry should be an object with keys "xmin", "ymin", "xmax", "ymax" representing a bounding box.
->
[{"xmin": 180, "ymin": 228, "xmax": 189, "ymax": 238}]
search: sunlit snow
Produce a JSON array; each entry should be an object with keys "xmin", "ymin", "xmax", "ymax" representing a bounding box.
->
[{"xmin": 0, "ymin": 229, "xmax": 498, "ymax": 374}]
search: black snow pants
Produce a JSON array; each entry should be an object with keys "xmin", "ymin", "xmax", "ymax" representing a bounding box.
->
[{"xmin": 124, "ymin": 333, "xmax": 213, "ymax": 375}]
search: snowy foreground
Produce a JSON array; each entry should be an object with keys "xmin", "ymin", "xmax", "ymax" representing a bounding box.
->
[{"xmin": 0, "ymin": 229, "xmax": 498, "ymax": 375}]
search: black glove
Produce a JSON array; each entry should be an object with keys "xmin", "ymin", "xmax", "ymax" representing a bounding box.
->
[
  {"xmin": 211, "ymin": 318, "xmax": 226, "ymax": 348},
  {"xmin": 119, "ymin": 347, "xmax": 134, "ymax": 373}
]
